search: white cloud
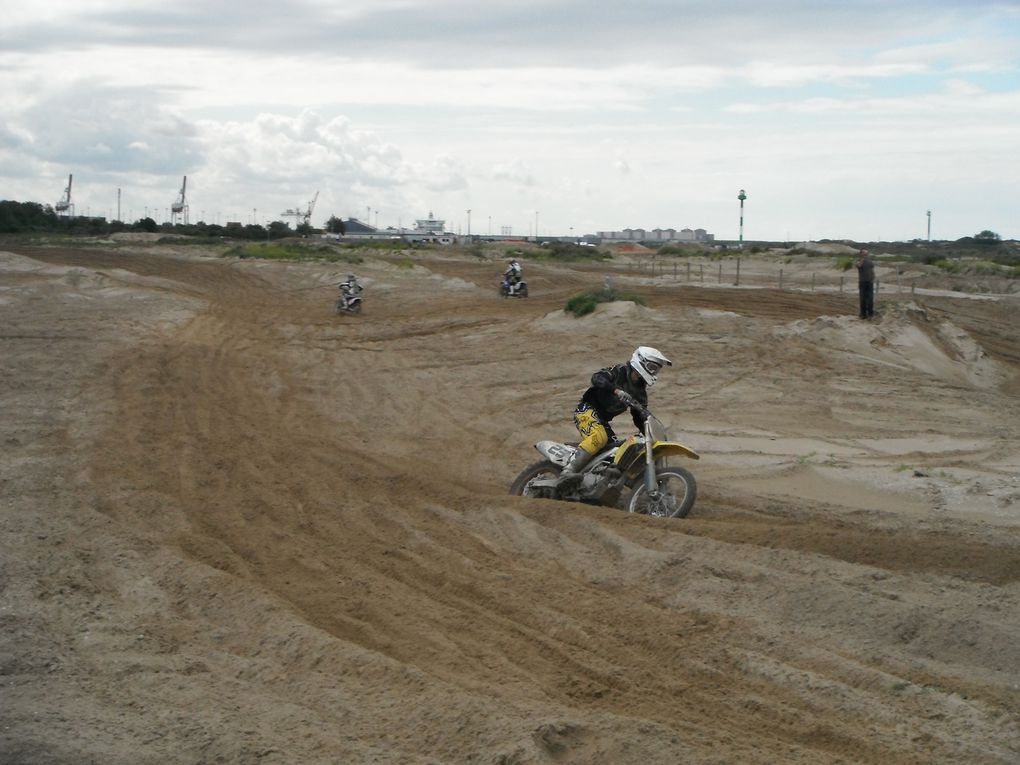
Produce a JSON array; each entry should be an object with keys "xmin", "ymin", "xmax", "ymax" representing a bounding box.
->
[
  {"xmin": 0, "ymin": 1, "xmax": 1018, "ymax": 239},
  {"xmin": 490, "ymin": 160, "xmax": 536, "ymax": 187}
]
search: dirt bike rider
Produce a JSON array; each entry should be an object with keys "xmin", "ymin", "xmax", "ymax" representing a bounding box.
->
[
  {"xmin": 556, "ymin": 346, "xmax": 672, "ymax": 488},
  {"xmin": 503, "ymin": 259, "xmax": 523, "ymax": 295},
  {"xmin": 337, "ymin": 273, "xmax": 363, "ymax": 309}
]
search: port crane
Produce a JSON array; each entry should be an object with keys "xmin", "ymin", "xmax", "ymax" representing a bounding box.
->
[
  {"xmin": 55, "ymin": 174, "xmax": 74, "ymax": 217},
  {"xmin": 281, "ymin": 191, "xmax": 318, "ymax": 229},
  {"xmin": 171, "ymin": 176, "xmax": 189, "ymax": 225}
]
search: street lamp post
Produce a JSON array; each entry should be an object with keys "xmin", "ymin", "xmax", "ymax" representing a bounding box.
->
[
  {"xmin": 738, "ymin": 189, "xmax": 747, "ymax": 247},
  {"xmin": 466, "ymin": 209, "xmax": 471, "ymax": 238},
  {"xmin": 927, "ymin": 209, "xmax": 932, "ymax": 241}
]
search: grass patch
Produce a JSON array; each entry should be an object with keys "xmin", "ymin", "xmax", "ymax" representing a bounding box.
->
[
  {"xmin": 226, "ymin": 242, "xmax": 363, "ymax": 265},
  {"xmin": 338, "ymin": 239, "xmax": 409, "ymax": 251},
  {"xmin": 526, "ymin": 242, "xmax": 612, "ymax": 262},
  {"xmin": 564, "ymin": 288, "xmax": 646, "ymax": 317},
  {"xmin": 156, "ymin": 236, "xmax": 228, "ymax": 246}
]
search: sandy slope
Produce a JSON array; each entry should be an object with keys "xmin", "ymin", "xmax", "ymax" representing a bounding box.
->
[{"xmin": 1, "ymin": 244, "xmax": 1019, "ymax": 765}]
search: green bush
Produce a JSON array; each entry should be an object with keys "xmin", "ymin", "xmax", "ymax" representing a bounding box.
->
[
  {"xmin": 836, "ymin": 255, "xmax": 854, "ymax": 271},
  {"xmin": 565, "ymin": 293, "xmax": 599, "ymax": 316},
  {"xmin": 564, "ymin": 288, "xmax": 646, "ymax": 317}
]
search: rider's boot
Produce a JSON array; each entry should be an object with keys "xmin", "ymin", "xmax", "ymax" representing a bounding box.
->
[{"xmin": 555, "ymin": 448, "xmax": 593, "ymax": 490}]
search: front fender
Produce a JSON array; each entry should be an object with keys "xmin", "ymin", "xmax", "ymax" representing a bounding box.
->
[{"xmin": 652, "ymin": 440, "xmax": 700, "ymax": 461}]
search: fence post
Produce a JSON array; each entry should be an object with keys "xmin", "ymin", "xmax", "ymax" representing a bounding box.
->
[
  {"xmin": 673, "ymin": 262, "xmax": 677, "ymax": 280},
  {"xmin": 687, "ymin": 262, "xmax": 691, "ymax": 281},
  {"xmin": 735, "ymin": 257, "xmax": 741, "ymax": 286},
  {"xmin": 718, "ymin": 264, "xmax": 722, "ymax": 283},
  {"xmin": 700, "ymin": 264, "xmax": 704, "ymax": 284},
  {"xmin": 779, "ymin": 268, "xmax": 783, "ymax": 290},
  {"xmin": 811, "ymin": 272, "xmax": 815, "ymax": 292},
  {"xmin": 912, "ymin": 281, "xmax": 916, "ymax": 295},
  {"xmin": 840, "ymin": 276, "xmax": 844, "ymax": 293}
]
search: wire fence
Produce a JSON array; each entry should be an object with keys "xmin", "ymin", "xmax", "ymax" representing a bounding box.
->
[{"xmin": 622, "ymin": 256, "xmax": 924, "ymax": 296}]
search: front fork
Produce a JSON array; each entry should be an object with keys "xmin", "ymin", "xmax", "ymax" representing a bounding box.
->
[{"xmin": 643, "ymin": 418, "xmax": 659, "ymax": 496}]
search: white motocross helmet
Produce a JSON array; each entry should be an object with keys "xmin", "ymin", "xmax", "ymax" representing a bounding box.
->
[{"xmin": 630, "ymin": 346, "xmax": 672, "ymax": 386}]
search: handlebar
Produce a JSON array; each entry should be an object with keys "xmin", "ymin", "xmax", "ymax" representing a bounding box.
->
[{"xmin": 614, "ymin": 390, "xmax": 649, "ymax": 416}]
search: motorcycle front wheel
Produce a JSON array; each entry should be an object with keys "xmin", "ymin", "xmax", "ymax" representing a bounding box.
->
[
  {"xmin": 508, "ymin": 459, "xmax": 560, "ymax": 497},
  {"xmin": 627, "ymin": 467, "xmax": 696, "ymax": 518}
]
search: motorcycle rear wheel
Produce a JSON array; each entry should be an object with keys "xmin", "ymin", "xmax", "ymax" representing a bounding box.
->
[
  {"xmin": 627, "ymin": 467, "xmax": 696, "ymax": 518},
  {"xmin": 509, "ymin": 459, "xmax": 560, "ymax": 497}
]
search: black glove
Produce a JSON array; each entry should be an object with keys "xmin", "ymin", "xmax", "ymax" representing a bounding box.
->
[{"xmin": 614, "ymin": 389, "xmax": 638, "ymax": 408}]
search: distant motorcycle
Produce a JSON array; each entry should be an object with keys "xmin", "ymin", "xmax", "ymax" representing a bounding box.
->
[
  {"xmin": 335, "ymin": 284, "xmax": 363, "ymax": 315},
  {"xmin": 509, "ymin": 405, "xmax": 699, "ymax": 518},
  {"xmin": 499, "ymin": 277, "xmax": 529, "ymax": 298}
]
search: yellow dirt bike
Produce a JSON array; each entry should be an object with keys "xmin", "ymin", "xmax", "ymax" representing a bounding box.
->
[{"xmin": 509, "ymin": 407, "xmax": 699, "ymax": 518}]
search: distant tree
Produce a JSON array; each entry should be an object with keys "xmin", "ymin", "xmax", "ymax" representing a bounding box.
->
[
  {"xmin": 135, "ymin": 217, "xmax": 158, "ymax": 233},
  {"xmin": 0, "ymin": 200, "xmax": 59, "ymax": 232},
  {"xmin": 325, "ymin": 215, "xmax": 346, "ymax": 236},
  {"xmin": 242, "ymin": 224, "xmax": 266, "ymax": 240},
  {"xmin": 974, "ymin": 230, "xmax": 1002, "ymax": 244},
  {"xmin": 268, "ymin": 220, "xmax": 291, "ymax": 239}
]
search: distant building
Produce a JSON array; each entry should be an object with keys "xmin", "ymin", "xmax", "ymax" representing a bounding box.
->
[
  {"xmin": 326, "ymin": 212, "xmax": 455, "ymax": 245},
  {"xmin": 414, "ymin": 211, "xmax": 445, "ymax": 236},
  {"xmin": 598, "ymin": 225, "xmax": 713, "ymax": 243},
  {"xmin": 342, "ymin": 218, "xmax": 377, "ymax": 236}
]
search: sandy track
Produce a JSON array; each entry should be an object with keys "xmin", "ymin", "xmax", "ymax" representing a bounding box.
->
[{"xmin": 2, "ymin": 245, "xmax": 1019, "ymax": 764}]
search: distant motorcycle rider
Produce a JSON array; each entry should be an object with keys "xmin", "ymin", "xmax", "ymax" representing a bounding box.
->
[
  {"xmin": 337, "ymin": 273, "xmax": 363, "ymax": 310},
  {"xmin": 503, "ymin": 259, "xmax": 523, "ymax": 296},
  {"xmin": 556, "ymin": 346, "xmax": 673, "ymax": 488}
]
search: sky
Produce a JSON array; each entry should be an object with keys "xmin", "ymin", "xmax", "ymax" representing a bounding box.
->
[{"xmin": 1, "ymin": 0, "xmax": 1018, "ymax": 242}]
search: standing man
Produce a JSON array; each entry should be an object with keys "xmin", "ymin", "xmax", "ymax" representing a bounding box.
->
[{"xmin": 855, "ymin": 249, "xmax": 875, "ymax": 320}]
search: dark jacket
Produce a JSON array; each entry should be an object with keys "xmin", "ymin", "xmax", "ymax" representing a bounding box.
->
[
  {"xmin": 579, "ymin": 363, "xmax": 648, "ymax": 432},
  {"xmin": 856, "ymin": 256, "xmax": 875, "ymax": 283}
]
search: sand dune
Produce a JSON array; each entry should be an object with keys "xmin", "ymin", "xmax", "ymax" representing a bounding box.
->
[{"xmin": 2, "ymin": 244, "xmax": 1018, "ymax": 764}]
